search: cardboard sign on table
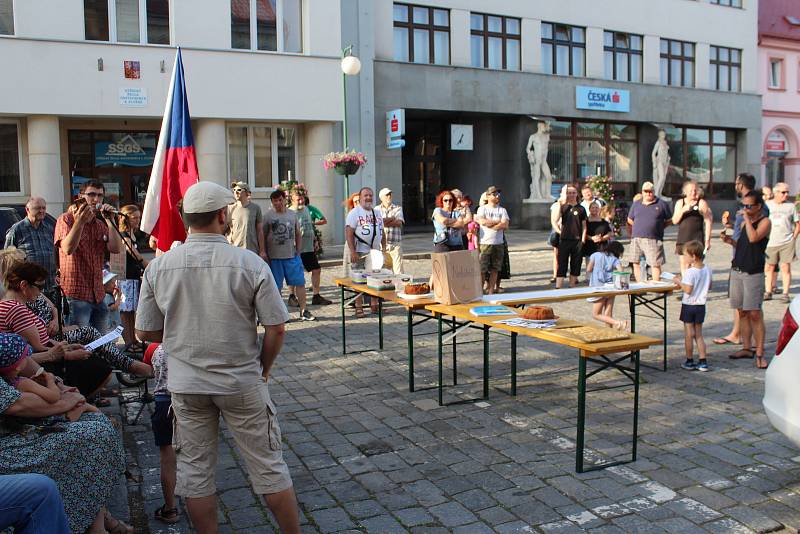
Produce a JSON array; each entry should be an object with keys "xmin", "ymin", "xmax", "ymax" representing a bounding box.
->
[{"xmin": 431, "ymin": 249, "xmax": 483, "ymax": 305}]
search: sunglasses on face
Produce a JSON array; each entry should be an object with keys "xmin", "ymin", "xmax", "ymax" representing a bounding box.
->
[
  {"xmin": 234, "ymin": 189, "xmax": 244, "ymax": 193},
  {"xmin": 490, "ymin": 192, "xmax": 500, "ymax": 197},
  {"xmin": 29, "ymin": 281, "xmax": 45, "ymax": 290},
  {"xmin": 742, "ymin": 203, "xmax": 759, "ymax": 209}
]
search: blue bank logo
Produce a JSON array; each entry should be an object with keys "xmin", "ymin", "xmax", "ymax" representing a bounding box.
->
[{"xmin": 576, "ymin": 86, "xmax": 630, "ymax": 113}]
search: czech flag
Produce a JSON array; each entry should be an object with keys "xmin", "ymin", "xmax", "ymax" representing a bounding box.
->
[{"xmin": 141, "ymin": 48, "xmax": 198, "ymax": 252}]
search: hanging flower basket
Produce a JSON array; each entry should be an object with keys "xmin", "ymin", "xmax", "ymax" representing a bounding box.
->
[{"xmin": 323, "ymin": 150, "xmax": 367, "ymax": 176}]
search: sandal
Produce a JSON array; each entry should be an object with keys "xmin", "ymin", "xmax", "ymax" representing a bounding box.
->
[
  {"xmin": 756, "ymin": 355, "xmax": 769, "ymax": 369},
  {"xmin": 154, "ymin": 504, "xmax": 180, "ymax": 524},
  {"xmin": 713, "ymin": 336, "xmax": 739, "ymax": 345},
  {"xmin": 354, "ymin": 308, "xmax": 365, "ymax": 319},
  {"xmin": 729, "ymin": 348, "xmax": 755, "ymax": 359},
  {"xmin": 104, "ymin": 511, "xmax": 134, "ymax": 534}
]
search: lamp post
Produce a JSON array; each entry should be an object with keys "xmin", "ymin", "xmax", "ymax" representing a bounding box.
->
[{"xmin": 340, "ymin": 45, "xmax": 362, "ymax": 202}]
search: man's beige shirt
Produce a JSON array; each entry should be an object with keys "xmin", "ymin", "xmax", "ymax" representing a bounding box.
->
[{"xmin": 136, "ymin": 233, "xmax": 289, "ymax": 395}]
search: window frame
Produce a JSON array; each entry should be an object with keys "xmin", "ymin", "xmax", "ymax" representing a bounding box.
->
[
  {"xmin": 660, "ymin": 38, "xmax": 695, "ymax": 87},
  {"xmin": 469, "ymin": 12, "xmax": 521, "ymax": 71},
  {"xmin": 393, "ymin": 3, "xmax": 450, "ymax": 65},
  {"xmin": 710, "ymin": 0, "xmax": 742, "ymax": 7},
  {"xmin": 226, "ymin": 123, "xmax": 300, "ymax": 191},
  {"xmin": 664, "ymin": 127, "xmax": 738, "ymax": 197},
  {"xmin": 231, "ymin": 0, "xmax": 303, "ymax": 54},
  {"xmin": 768, "ymin": 57, "xmax": 784, "ymax": 90},
  {"xmin": 0, "ymin": 0, "xmax": 14, "ymax": 36},
  {"xmin": 84, "ymin": 0, "xmax": 170, "ymax": 45},
  {"xmin": 541, "ymin": 22, "xmax": 586, "ymax": 76},
  {"xmin": 709, "ymin": 45, "xmax": 741, "ymax": 92},
  {"xmin": 0, "ymin": 118, "xmax": 25, "ymax": 196},
  {"xmin": 603, "ymin": 30, "xmax": 643, "ymax": 82}
]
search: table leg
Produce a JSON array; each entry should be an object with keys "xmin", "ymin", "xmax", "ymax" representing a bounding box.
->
[
  {"xmin": 483, "ymin": 325, "xmax": 489, "ymax": 399},
  {"xmin": 576, "ymin": 354, "xmax": 587, "ymax": 473},
  {"xmin": 408, "ymin": 308, "xmax": 415, "ymax": 393},
  {"xmin": 437, "ymin": 313, "xmax": 443, "ymax": 406},
  {"xmin": 511, "ymin": 332, "xmax": 517, "ymax": 396},
  {"xmin": 341, "ymin": 286, "xmax": 346, "ymax": 355},
  {"xmin": 632, "ymin": 349, "xmax": 641, "ymax": 462},
  {"xmin": 378, "ymin": 298, "xmax": 384, "ymax": 350},
  {"xmin": 452, "ymin": 315, "xmax": 457, "ymax": 386},
  {"xmin": 662, "ymin": 293, "xmax": 667, "ymax": 371},
  {"xmin": 629, "ymin": 295, "xmax": 637, "ymax": 333}
]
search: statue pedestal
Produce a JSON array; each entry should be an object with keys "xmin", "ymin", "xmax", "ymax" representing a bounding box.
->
[{"xmin": 520, "ymin": 198, "xmax": 553, "ymax": 231}]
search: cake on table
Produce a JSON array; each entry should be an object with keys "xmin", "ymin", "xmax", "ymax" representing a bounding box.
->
[
  {"xmin": 521, "ymin": 306, "xmax": 555, "ymax": 321},
  {"xmin": 404, "ymin": 282, "xmax": 430, "ymax": 295}
]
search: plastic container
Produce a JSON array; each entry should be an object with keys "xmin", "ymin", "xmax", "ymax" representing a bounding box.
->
[{"xmin": 612, "ymin": 271, "xmax": 632, "ymax": 290}]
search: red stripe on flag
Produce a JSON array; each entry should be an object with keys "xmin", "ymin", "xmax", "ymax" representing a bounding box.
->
[{"xmin": 151, "ymin": 146, "xmax": 199, "ymax": 251}]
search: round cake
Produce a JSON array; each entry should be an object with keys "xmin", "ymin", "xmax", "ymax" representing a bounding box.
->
[
  {"xmin": 522, "ymin": 306, "xmax": 555, "ymax": 321},
  {"xmin": 404, "ymin": 282, "xmax": 430, "ymax": 295}
]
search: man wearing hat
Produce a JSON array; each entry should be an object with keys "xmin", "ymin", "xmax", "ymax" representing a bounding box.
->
[
  {"xmin": 136, "ymin": 181, "xmax": 300, "ymax": 534},
  {"xmin": 227, "ymin": 181, "xmax": 266, "ymax": 259},
  {"xmin": 475, "ymin": 186, "xmax": 510, "ymax": 295},
  {"xmin": 626, "ymin": 181, "xmax": 673, "ymax": 282},
  {"xmin": 377, "ymin": 187, "xmax": 405, "ymax": 274}
]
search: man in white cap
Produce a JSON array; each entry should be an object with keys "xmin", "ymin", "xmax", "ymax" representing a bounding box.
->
[
  {"xmin": 377, "ymin": 187, "xmax": 404, "ymax": 274},
  {"xmin": 135, "ymin": 181, "xmax": 300, "ymax": 534}
]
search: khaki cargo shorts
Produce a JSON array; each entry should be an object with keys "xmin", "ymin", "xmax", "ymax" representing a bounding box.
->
[
  {"xmin": 625, "ymin": 237, "xmax": 666, "ymax": 267},
  {"xmin": 171, "ymin": 379, "xmax": 293, "ymax": 498},
  {"xmin": 766, "ymin": 240, "xmax": 796, "ymax": 266}
]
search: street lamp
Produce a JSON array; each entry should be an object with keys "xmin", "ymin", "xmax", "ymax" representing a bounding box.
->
[
  {"xmin": 341, "ymin": 45, "xmax": 361, "ymax": 150},
  {"xmin": 340, "ymin": 45, "xmax": 361, "ymax": 204}
]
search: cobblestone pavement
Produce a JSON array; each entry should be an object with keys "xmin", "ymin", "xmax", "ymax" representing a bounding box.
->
[{"xmin": 118, "ymin": 235, "xmax": 800, "ymax": 533}]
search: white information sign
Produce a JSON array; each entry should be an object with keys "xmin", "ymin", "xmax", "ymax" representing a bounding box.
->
[{"xmin": 119, "ymin": 87, "xmax": 148, "ymax": 108}]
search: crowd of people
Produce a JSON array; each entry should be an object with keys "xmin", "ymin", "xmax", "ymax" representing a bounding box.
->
[{"xmin": 0, "ymin": 168, "xmax": 797, "ymax": 532}]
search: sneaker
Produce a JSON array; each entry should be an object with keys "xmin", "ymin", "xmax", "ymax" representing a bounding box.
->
[
  {"xmin": 300, "ymin": 309, "xmax": 316, "ymax": 321},
  {"xmin": 696, "ymin": 360, "xmax": 709, "ymax": 372},
  {"xmin": 287, "ymin": 294, "xmax": 299, "ymax": 307},
  {"xmin": 681, "ymin": 359, "xmax": 697, "ymax": 370},
  {"xmin": 312, "ymin": 294, "xmax": 332, "ymax": 306}
]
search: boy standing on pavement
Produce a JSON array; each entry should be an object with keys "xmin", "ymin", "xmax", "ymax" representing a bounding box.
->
[
  {"xmin": 475, "ymin": 186, "xmax": 510, "ymax": 295},
  {"xmin": 264, "ymin": 190, "xmax": 315, "ymax": 321},
  {"xmin": 289, "ymin": 190, "xmax": 331, "ymax": 306}
]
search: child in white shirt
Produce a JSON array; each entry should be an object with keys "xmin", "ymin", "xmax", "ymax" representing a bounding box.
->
[
  {"xmin": 586, "ymin": 241, "xmax": 627, "ymax": 330},
  {"xmin": 674, "ymin": 240, "xmax": 713, "ymax": 371}
]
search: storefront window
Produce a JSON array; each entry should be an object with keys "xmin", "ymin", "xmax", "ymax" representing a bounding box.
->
[
  {"xmin": 662, "ymin": 127, "xmax": 736, "ymax": 197},
  {"xmin": 576, "ymin": 140, "xmax": 605, "ymax": 177},
  {"xmin": 546, "ymin": 138, "xmax": 573, "ymax": 184},
  {"xmin": 227, "ymin": 125, "xmax": 297, "ymax": 189},
  {"xmin": 0, "ymin": 0, "xmax": 14, "ymax": 35},
  {"xmin": 609, "ymin": 141, "xmax": 637, "ymax": 183},
  {"xmin": 0, "ymin": 122, "xmax": 21, "ymax": 193}
]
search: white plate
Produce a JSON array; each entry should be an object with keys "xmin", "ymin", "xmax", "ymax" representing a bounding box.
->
[{"xmin": 397, "ymin": 292, "xmax": 434, "ymax": 300}]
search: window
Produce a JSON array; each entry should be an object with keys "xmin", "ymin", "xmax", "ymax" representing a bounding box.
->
[
  {"xmin": 83, "ymin": 0, "xmax": 169, "ymax": 44},
  {"xmin": 470, "ymin": 13, "xmax": 520, "ymax": 70},
  {"xmin": 660, "ymin": 39, "xmax": 694, "ymax": 87},
  {"xmin": 709, "ymin": 45, "xmax": 741, "ymax": 92},
  {"xmin": 603, "ymin": 31, "xmax": 642, "ymax": 82},
  {"xmin": 711, "ymin": 0, "xmax": 742, "ymax": 7},
  {"xmin": 541, "ymin": 23, "xmax": 585, "ymax": 76},
  {"xmin": 660, "ymin": 127, "xmax": 737, "ymax": 198},
  {"xmin": 231, "ymin": 0, "xmax": 302, "ymax": 53},
  {"xmin": 228, "ymin": 125, "xmax": 297, "ymax": 189},
  {"xmin": 769, "ymin": 58, "xmax": 783, "ymax": 88},
  {"xmin": 546, "ymin": 121, "xmax": 638, "ymax": 193},
  {"xmin": 393, "ymin": 3, "xmax": 450, "ymax": 65},
  {"xmin": 0, "ymin": 0, "xmax": 13, "ymax": 35},
  {"xmin": 0, "ymin": 121, "xmax": 22, "ymax": 194}
]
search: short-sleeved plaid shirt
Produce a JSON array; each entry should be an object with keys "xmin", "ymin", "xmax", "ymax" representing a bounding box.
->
[
  {"xmin": 4, "ymin": 217, "xmax": 56, "ymax": 291},
  {"xmin": 54, "ymin": 212, "xmax": 109, "ymax": 303},
  {"xmin": 378, "ymin": 203, "xmax": 404, "ymax": 246}
]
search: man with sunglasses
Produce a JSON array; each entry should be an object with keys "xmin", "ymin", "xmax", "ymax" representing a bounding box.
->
[
  {"xmin": 626, "ymin": 181, "xmax": 672, "ymax": 282},
  {"xmin": 54, "ymin": 181, "xmax": 123, "ymax": 331},
  {"xmin": 721, "ymin": 191, "xmax": 771, "ymax": 369},
  {"xmin": 764, "ymin": 182, "xmax": 799, "ymax": 303},
  {"xmin": 227, "ymin": 181, "xmax": 266, "ymax": 260}
]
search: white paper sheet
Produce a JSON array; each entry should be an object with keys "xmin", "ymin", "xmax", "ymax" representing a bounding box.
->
[
  {"xmin": 494, "ymin": 318, "xmax": 556, "ymax": 329},
  {"xmin": 84, "ymin": 325, "xmax": 124, "ymax": 352},
  {"xmin": 483, "ymin": 281, "xmax": 674, "ymax": 304}
]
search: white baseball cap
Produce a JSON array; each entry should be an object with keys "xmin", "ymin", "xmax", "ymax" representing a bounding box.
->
[
  {"xmin": 102, "ymin": 269, "xmax": 118, "ymax": 285},
  {"xmin": 183, "ymin": 181, "xmax": 235, "ymax": 214},
  {"xmin": 378, "ymin": 187, "xmax": 392, "ymax": 199}
]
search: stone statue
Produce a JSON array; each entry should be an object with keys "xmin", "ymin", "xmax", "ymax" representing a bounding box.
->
[
  {"xmin": 651, "ymin": 129, "xmax": 670, "ymax": 198},
  {"xmin": 526, "ymin": 121, "xmax": 553, "ymax": 200}
]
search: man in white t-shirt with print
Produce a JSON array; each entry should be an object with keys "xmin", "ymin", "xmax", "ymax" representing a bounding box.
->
[
  {"xmin": 476, "ymin": 186, "xmax": 510, "ymax": 295},
  {"xmin": 765, "ymin": 182, "xmax": 800, "ymax": 303},
  {"xmin": 345, "ymin": 187, "xmax": 385, "ymax": 314}
]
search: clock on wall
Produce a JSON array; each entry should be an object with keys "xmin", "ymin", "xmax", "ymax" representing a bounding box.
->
[{"xmin": 450, "ymin": 124, "xmax": 473, "ymax": 151}]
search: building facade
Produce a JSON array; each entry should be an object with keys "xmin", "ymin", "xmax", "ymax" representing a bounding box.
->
[
  {"xmin": 759, "ymin": 0, "xmax": 800, "ymax": 192},
  {"xmin": 343, "ymin": 0, "xmax": 761, "ymax": 228},
  {"xmin": 0, "ymin": 0, "xmax": 344, "ymax": 243}
]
